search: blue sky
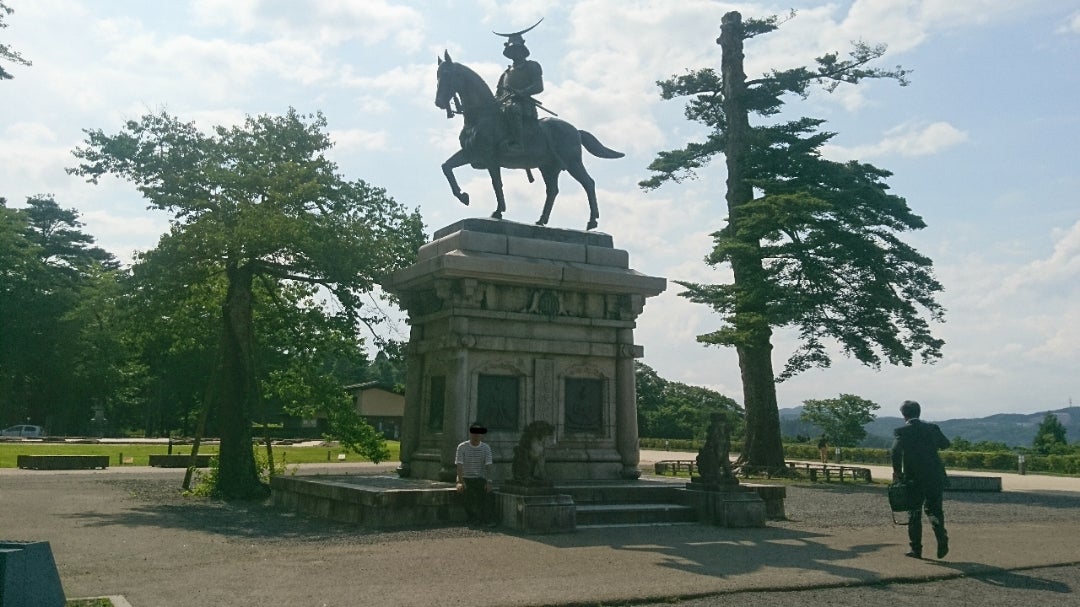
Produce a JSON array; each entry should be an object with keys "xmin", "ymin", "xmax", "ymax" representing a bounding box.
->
[{"xmin": 2, "ymin": 0, "xmax": 1078, "ymax": 421}]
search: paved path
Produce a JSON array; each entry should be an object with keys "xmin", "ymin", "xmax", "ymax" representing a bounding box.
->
[{"xmin": 2, "ymin": 453, "xmax": 1079, "ymax": 606}]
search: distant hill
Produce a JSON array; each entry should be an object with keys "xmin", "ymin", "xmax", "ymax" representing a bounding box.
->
[{"xmin": 779, "ymin": 406, "xmax": 1080, "ymax": 449}]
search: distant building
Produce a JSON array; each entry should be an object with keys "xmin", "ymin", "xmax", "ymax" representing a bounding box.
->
[{"xmin": 345, "ymin": 381, "xmax": 404, "ymax": 440}]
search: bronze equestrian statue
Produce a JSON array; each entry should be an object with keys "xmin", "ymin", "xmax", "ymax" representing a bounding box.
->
[{"xmin": 434, "ymin": 25, "xmax": 623, "ymax": 231}]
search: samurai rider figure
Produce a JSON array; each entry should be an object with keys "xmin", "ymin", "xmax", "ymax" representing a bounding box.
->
[{"xmin": 494, "ymin": 19, "xmax": 544, "ymax": 153}]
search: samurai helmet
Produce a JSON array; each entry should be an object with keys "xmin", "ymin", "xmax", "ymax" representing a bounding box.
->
[{"xmin": 494, "ymin": 18, "xmax": 543, "ymax": 60}]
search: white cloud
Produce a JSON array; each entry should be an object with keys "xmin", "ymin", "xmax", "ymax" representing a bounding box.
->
[
  {"xmin": 823, "ymin": 121, "xmax": 968, "ymax": 159},
  {"xmin": 192, "ymin": 0, "xmax": 426, "ymax": 49},
  {"xmin": 0, "ymin": 122, "xmax": 73, "ymax": 197},
  {"xmin": 1060, "ymin": 10, "xmax": 1080, "ymax": 35},
  {"xmin": 999, "ymin": 219, "xmax": 1080, "ymax": 295},
  {"xmin": 329, "ymin": 128, "xmax": 389, "ymax": 154},
  {"xmin": 339, "ymin": 63, "xmax": 430, "ymax": 98}
]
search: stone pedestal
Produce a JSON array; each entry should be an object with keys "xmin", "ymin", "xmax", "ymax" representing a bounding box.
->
[
  {"xmin": 385, "ymin": 219, "xmax": 665, "ymax": 483},
  {"xmin": 684, "ymin": 481, "xmax": 767, "ymax": 528},
  {"xmin": 496, "ymin": 483, "xmax": 576, "ymax": 534}
]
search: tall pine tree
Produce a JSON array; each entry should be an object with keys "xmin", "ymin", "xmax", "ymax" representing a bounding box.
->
[{"xmin": 642, "ymin": 12, "xmax": 944, "ymax": 472}]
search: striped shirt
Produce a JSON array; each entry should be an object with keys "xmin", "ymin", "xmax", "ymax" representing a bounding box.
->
[{"xmin": 455, "ymin": 441, "xmax": 493, "ymax": 479}]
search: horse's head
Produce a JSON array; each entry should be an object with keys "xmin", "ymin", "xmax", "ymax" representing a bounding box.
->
[
  {"xmin": 435, "ymin": 51, "xmax": 457, "ymax": 115},
  {"xmin": 435, "ymin": 52, "xmax": 495, "ymax": 119}
]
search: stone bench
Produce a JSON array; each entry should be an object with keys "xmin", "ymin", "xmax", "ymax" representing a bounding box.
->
[
  {"xmin": 16, "ymin": 455, "xmax": 109, "ymax": 470},
  {"xmin": 946, "ymin": 475, "xmax": 1002, "ymax": 492},
  {"xmin": 148, "ymin": 454, "xmax": 214, "ymax": 468}
]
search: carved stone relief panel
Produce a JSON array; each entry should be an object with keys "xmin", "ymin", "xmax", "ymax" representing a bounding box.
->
[{"xmin": 564, "ymin": 377, "xmax": 604, "ymax": 434}]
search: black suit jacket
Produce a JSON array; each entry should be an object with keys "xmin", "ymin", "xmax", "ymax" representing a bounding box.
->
[{"xmin": 891, "ymin": 419, "xmax": 950, "ymax": 488}]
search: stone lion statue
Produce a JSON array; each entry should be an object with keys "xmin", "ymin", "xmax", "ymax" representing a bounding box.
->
[
  {"xmin": 696, "ymin": 412, "xmax": 737, "ymax": 485},
  {"xmin": 511, "ymin": 420, "xmax": 555, "ymax": 483}
]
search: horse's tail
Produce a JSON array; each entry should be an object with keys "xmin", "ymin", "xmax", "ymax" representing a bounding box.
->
[{"xmin": 579, "ymin": 130, "xmax": 625, "ymax": 159}]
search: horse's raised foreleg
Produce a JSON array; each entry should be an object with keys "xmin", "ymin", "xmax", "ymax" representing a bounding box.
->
[
  {"xmin": 565, "ymin": 160, "xmax": 598, "ymax": 230},
  {"xmin": 441, "ymin": 150, "xmax": 471, "ymax": 206},
  {"xmin": 536, "ymin": 165, "xmax": 560, "ymax": 226},
  {"xmin": 488, "ymin": 166, "xmax": 506, "ymax": 219}
]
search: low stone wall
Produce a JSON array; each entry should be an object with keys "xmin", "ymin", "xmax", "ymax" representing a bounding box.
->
[
  {"xmin": 271, "ymin": 475, "xmax": 464, "ymax": 528},
  {"xmin": 946, "ymin": 475, "xmax": 1002, "ymax": 492},
  {"xmin": 683, "ymin": 487, "xmax": 766, "ymax": 527},
  {"xmin": 148, "ymin": 454, "xmax": 214, "ymax": 468},
  {"xmin": 16, "ymin": 455, "xmax": 109, "ymax": 470}
]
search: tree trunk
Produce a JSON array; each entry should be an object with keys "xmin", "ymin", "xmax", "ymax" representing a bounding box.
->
[
  {"xmin": 215, "ymin": 262, "xmax": 267, "ymax": 499},
  {"xmin": 720, "ymin": 11, "xmax": 786, "ymax": 473}
]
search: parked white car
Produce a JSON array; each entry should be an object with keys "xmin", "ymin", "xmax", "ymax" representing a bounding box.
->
[{"xmin": 0, "ymin": 424, "xmax": 45, "ymax": 437}]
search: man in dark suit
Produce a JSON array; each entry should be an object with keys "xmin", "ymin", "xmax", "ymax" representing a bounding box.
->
[{"xmin": 891, "ymin": 400, "xmax": 951, "ymax": 559}]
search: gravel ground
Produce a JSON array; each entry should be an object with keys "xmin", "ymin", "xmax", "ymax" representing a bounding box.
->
[
  {"xmin": 109, "ymin": 475, "xmax": 1080, "ymax": 605},
  {"xmin": 638, "ymin": 482, "xmax": 1080, "ymax": 606},
  {"xmin": 4, "ymin": 469, "xmax": 1080, "ymax": 606}
]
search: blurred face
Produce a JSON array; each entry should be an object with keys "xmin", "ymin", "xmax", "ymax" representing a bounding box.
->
[{"xmin": 469, "ymin": 432, "xmax": 482, "ymax": 444}]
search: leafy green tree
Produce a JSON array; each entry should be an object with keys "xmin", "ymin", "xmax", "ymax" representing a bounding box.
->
[
  {"xmin": 635, "ymin": 362, "xmax": 742, "ymax": 441},
  {"xmin": 1033, "ymin": 413, "xmax": 1068, "ymax": 456},
  {"xmin": 641, "ymin": 11, "xmax": 943, "ymax": 472},
  {"xmin": 0, "ymin": 1, "xmax": 31, "ymax": 80},
  {"xmin": 63, "ymin": 264, "xmax": 144, "ymax": 434},
  {"xmin": 799, "ymin": 394, "xmax": 879, "ymax": 447},
  {"xmin": 69, "ymin": 109, "xmax": 425, "ymax": 499},
  {"xmin": 0, "ymin": 196, "xmax": 119, "ymax": 432},
  {"xmin": 0, "ymin": 198, "xmax": 42, "ymax": 425}
]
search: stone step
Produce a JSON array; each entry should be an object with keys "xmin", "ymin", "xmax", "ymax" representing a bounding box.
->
[
  {"xmin": 575, "ymin": 502, "xmax": 697, "ymax": 526},
  {"xmin": 555, "ymin": 482, "xmax": 686, "ymax": 506}
]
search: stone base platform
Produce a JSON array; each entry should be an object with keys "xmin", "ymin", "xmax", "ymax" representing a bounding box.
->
[{"xmin": 272, "ymin": 475, "xmax": 784, "ymax": 531}]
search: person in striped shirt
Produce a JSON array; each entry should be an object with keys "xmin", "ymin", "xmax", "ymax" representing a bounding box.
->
[{"xmin": 455, "ymin": 423, "xmax": 496, "ymax": 526}]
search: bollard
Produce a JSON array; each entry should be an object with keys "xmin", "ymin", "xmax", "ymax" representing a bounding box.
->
[
  {"xmin": 118, "ymin": 452, "xmax": 122, "ymax": 466},
  {"xmin": 1018, "ymin": 454, "xmax": 1026, "ymax": 475}
]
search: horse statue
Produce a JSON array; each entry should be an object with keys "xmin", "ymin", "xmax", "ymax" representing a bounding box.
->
[{"xmin": 434, "ymin": 51, "xmax": 624, "ymax": 231}]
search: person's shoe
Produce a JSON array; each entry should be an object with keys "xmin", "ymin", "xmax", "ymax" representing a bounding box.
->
[
  {"xmin": 905, "ymin": 550, "xmax": 922, "ymax": 559},
  {"xmin": 937, "ymin": 540, "xmax": 949, "ymax": 559}
]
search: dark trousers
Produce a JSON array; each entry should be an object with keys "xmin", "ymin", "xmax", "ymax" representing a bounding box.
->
[
  {"xmin": 462, "ymin": 478, "xmax": 494, "ymax": 523},
  {"xmin": 908, "ymin": 483, "xmax": 947, "ymax": 552}
]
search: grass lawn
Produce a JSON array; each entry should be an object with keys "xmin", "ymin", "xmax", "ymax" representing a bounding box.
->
[{"xmin": 0, "ymin": 440, "xmax": 400, "ymax": 468}]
